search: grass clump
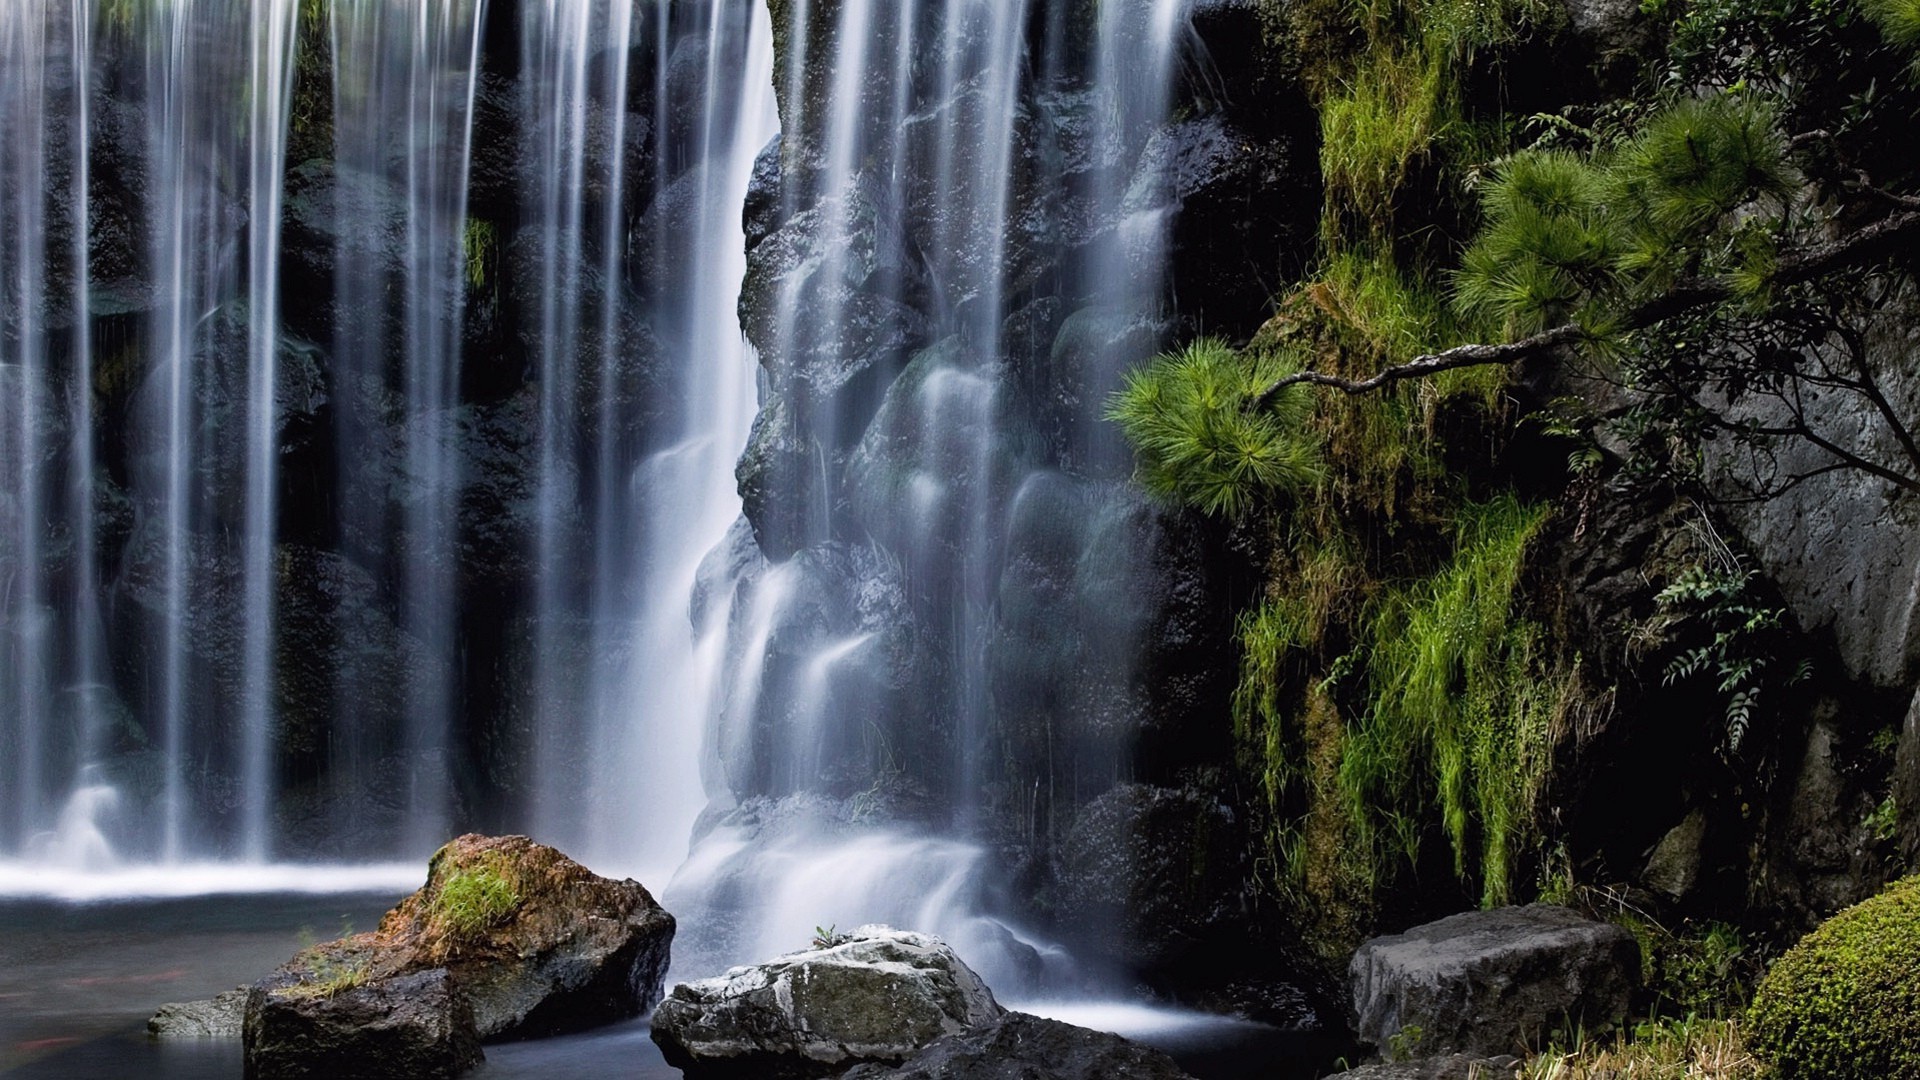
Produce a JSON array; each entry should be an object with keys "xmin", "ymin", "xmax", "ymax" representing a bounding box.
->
[
  {"xmin": 1522, "ymin": 1017, "xmax": 1758, "ymax": 1079},
  {"xmin": 1746, "ymin": 875, "xmax": 1920, "ymax": 1079},
  {"xmin": 1108, "ymin": 338, "xmax": 1323, "ymax": 518},
  {"xmin": 1346, "ymin": 495, "xmax": 1563, "ymax": 906},
  {"xmin": 429, "ymin": 861, "xmax": 522, "ymax": 945},
  {"xmin": 274, "ymin": 946, "xmax": 372, "ymax": 1002}
]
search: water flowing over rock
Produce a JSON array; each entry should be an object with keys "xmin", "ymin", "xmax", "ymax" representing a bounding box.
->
[
  {"xmin": 1349, "ymin": 906, "xmax": 1640, "ymax": 1059},
  {"xmin": 650, "ymin": 926, "xmax": 1005, "ymax": 1079}
]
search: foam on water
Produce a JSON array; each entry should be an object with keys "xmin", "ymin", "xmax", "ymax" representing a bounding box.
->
[{"xmin": 0, "ymin": 862, "xmax": 422, "ymax": 902}]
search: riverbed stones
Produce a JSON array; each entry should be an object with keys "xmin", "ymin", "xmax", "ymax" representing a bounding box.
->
[
  {"xmin": 650, "ymin": 925, "xmax": 1006, "ymax": 1079},
  {"xmin": 1350, "ymin": 905, "xmax": 1639, "ymax": 1058},
  {"xmin": 839, "ymin": 1012, "xmax": 1198, "ymax": 1080}
]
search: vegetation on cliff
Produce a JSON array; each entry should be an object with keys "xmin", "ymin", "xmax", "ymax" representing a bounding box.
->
[{"xmin": 1117, "ymin": 0, "xmax": 1920, "ymax": 984}]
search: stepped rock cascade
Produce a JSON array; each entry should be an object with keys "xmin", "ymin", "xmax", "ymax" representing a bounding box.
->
[{"xmin": 0, "ymin": 0, "xmax": 1251, "ymax": 997}]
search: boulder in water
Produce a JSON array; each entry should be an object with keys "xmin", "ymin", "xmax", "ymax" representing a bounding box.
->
[
  {"xmin": 148, "ymin": 987, "xmax": 248, "ymax": 1038},
  {"xmin": 650, "ymin": 925, "xmax": 1005, "ymax": 1079},
  {"xmin": 244, "ymin": 966, "xmax": 482, "ymax": 1080},
  {"xmin": 839, "ymin": 1012, "xmax": 1198, "ymax": 1080},
  {"xmin": 373, "ymin": 833, "xmax": 676, "ymax": 1039},
  {"xmin": 242, "ymin": 834, "xmax": 674, "ymax": 1078}
]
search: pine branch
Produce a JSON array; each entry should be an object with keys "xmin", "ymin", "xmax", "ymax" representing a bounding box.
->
[{"xmin": 1250, "ymin": 208, "xmax": 1920, "ymax": 409}]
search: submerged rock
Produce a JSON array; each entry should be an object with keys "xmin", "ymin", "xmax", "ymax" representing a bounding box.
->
[
  {"xmin": 650, "ymin": 925, "xmax": 1005, "ymax": 1079},
  {"xmin": 244, "ymin": 967, "xmax": 482, "ymax": 1080},
  {"xmin": 839, "ymin": 1012, "xmax": 1198, "ymax": 1080},
  {"xmin": 148, "ymin": 988, "xmax": 248, "ymax": 1039},
  {"xmin": 241, "ymin": 835, "xmax": 673, "ymax": 1078},
  {"xmin": 1350, "ymin": 905, "xmax": 1638, "ymax": 1059}
]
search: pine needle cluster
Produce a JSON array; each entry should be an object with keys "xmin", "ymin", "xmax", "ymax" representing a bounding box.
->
[
  {"xmin": 1107, "ymin": 339, "xmax": 1324, "ymax": 518},
  {"xmin": 1455, "ymin": 96, "xmax": 1795, "ymax": 338}
]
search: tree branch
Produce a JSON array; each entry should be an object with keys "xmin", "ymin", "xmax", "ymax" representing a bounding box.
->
[{"xmin": 1250, "ymin": 208, "xmax": 1920, "ymax": 410}]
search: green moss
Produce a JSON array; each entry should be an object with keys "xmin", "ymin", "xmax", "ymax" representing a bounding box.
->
[
  {"xmin": 1747, "ymin": 876, "xmax": 1920, "ymax": 1079},
  {"xmin": 464, "ymin": 218, "xmax": 498, "ymax": 291}
]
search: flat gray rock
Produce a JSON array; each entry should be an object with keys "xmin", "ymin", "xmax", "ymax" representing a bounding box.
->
[
  {"xmin": 1350, "ymin": 905, "xmax": 1638, "ymax": 1058},
  {"xmin": 149, "ymin": 988, "xmax": 248, "ymax": 1038}
]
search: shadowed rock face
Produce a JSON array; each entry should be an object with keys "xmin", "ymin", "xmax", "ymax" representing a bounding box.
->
[
  {"xmin": 241, "ymin": 835, "xmax": 673, "ymax": 1079},
  {"xmin": 1349, "ymin": 905, "xmax": 1640, "ymax": 1059},
  {"xmin": 839, "ymin": 1012, "xmax": 1199, "ymax": 1080},
  {"xmin": 243, "ymin": 968, "xmax": 483, "ymax": 1080},
  {"xmin": 651, "ymin": 926, "xmax": 1005, "ymax": 1080},
  {"xmin": 148, "ymin": 988, "xmax": 249, "ymax": 1039}
]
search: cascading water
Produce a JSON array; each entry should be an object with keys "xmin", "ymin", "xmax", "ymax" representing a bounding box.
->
[{"xmin": 0, "ymin": 0, "xmax": 1212, "ymax": 1015}]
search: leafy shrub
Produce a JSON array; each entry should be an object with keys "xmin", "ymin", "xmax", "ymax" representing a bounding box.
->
[
  {"xmin": 1109, "ymin": 338, "xmax": 1323, "ymax": 518},
  {"xmin": 1746, "ymin": 876, "xmax": 1920, "ymax": 1079}
]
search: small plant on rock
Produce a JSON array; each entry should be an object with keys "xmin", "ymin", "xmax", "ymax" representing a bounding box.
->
[{"xmin": 429, "ymin": 861, "xmax": 521, "ymax": 947}]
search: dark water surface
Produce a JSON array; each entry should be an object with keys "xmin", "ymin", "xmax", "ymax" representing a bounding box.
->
[{"xmin": 0, "ymin": 895, "xmax": 1336, "ymax": 1080}]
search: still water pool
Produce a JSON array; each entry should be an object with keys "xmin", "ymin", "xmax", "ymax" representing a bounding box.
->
[{"xmin": 0, "ymin": 891, "xmax": 1341, "ymax": 1080}]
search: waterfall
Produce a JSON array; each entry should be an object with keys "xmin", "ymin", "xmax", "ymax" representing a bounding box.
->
[{"xmin": 0, "ymin": 0, "xmax": 1204, "ymax": 1007}]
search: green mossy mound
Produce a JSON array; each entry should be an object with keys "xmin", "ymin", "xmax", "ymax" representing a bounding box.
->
[{"xmin": 1746, "ymin": 875, "xmax": 1920, "ymax": 1079}]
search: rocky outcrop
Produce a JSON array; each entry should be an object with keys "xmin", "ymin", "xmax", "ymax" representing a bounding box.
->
[
  {"xmin": 149, "ymin": 988, "xmax": 248, "ymax": 1039},
  {"xmin": 650, "ymin": 926, "xmax": 1005, "ymax": 1079},
  {"xmin": 373, "ymin": 834, "xmax": 676, "ymax": 1039},
  {"xmin": 840, "ymin": 1012, "xmax": 1198, "ymax": 1080},
  {"xmin": 1349, "ymin": 905, "xmax": 1638, "ymax": 1059},
  {"xmin": 244, "ymin": 967, "xmax": 483, "ymax": 1080},
  {"xmin": 242, "ymin": 834, "xmax": 672, "ymax": 1079}
]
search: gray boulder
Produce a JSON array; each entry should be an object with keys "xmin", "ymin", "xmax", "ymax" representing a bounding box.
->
[
  {"xmin": 148, "ymin": 988, "xmax": 248, "ymax": 1038},
  {"xmin": 1350, "ymin": 905, "xmax": 1638, "ymax": 1059},
  {"xmin": 650, "ymin": 926, "xmax": 1005, "ymax": 1079},
  {"xmin": 840, "ymin": 1012, "xmax": 1197, "ymax": 1080},
  {"xmin": 243, "ymin": 967, "xmax": 483, "ymax": 1080}
]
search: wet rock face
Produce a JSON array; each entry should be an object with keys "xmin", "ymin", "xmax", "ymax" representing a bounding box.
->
[
  {"xmin": 243, "ymin": 968, "xmax": 483, "ymax": 1080},
  {"xmin": 1052, "ymin": 782, "xmax": 1247, "ymax": 978},
  {"xmin": 1349, "ymin": 905, "xmax": 1640, "ymax": 1059},
  {"xmin": 839, "ymin": 1012, "xmax": 1198, "ymax": 1080},
  {"xmin": 650, "ymin": 926, "xmax": 1006, "ymax": 1079}
]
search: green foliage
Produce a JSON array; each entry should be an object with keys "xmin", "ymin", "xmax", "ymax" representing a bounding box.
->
[
  {"xmin": 1109, "ymin": 339, "xmax": 1324, "ymax": 518},
  {"xmin": 464, "ymin": 218, "xmax": 498, "ymax": 291},
  {"xmin": 1455, "ymin": 97, "xmax": 1794, "ymax": 338},
  {"xmin": 1747, "ymin": 876, "xmax": 1920, "ymax": 1079},
  {"xmin": 1863, "ymin": 0, "xmax": 1920, "ymax": 50},
  {"xmin": 812, "ymin": 925, "xmax": 850, "ymax": 949},
  {"xmin": 1349, "ymin": 495, "xmax": 1560, "ymax": 905},
  {"xmin": 430, "ymin": 862, "xmax": 521, "ymax": 943},
  {"xmin": 1652, "ymin": 565, "xmax": 1804, "ymax": 755}
]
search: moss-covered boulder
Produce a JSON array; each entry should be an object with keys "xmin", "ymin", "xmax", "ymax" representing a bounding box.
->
[
  {"xmin": 650, "ymin": 926, "xmax": 1005, "ymax": 1079},
  {"xmin": 243, "ymin": 835, "xmax": 674, "ymax": 1079},
  {"xmin": 375, "ymin": 833, "xmax": 676, "ymax": 1039},
  {"xmin": 1747, "ymin": 875, "xmax": 1920, "ymax": 1079}
]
